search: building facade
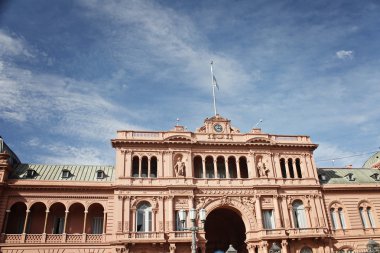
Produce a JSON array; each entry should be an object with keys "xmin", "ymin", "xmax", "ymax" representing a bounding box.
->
[{"xmin": 0, "ymin": 115, "xmax": 379, "ymax": 253}]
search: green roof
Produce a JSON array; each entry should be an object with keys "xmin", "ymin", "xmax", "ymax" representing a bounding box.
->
[
  {"xmin": 9, "ymin": 164, "xmax": 114, "ymax": 182},
  {"xmin": 363, "ymin": 151, "xmax": 380, "ymax": 168},
  {"xmin": 318, "ymin": 168, "xmax": 380, "ymax": 184}
]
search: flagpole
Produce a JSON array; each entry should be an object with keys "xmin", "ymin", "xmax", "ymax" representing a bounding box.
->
[{"xmin": 210, "ymin": 61, "xmax": 217, "ymax": 116}]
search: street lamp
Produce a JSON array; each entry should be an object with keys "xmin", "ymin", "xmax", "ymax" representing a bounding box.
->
[{"xmin": 179, "ymin": 208, "xmax": 207, "ymax": 253}]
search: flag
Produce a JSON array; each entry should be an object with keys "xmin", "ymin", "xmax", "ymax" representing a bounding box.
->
[{"xmin": 213, "ymin": 74, "xmax": 219, "ymax": 90}]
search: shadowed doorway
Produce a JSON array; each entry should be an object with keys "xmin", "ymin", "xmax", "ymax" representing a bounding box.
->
[{"xmin": 205, "ymin": 208, "xmax": 247, "ymax": 253}]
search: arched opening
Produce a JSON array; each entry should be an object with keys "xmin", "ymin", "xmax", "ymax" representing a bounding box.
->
[
  {"xmin": 86, "ymin": 203, "xmax": 104, "ymax": 234},
  {"xmin": 6, "ymin": 202, "xmax": 27, "ymax": 234},
  {"xmin": 141, "ymin": 156, "xmax": 148, "ymax": 177},
  {"xmin": 205, "ymin": 208, "xmax": 247, "ymax": 253},
  {"xmin": 132, "ymin": 156, "xmax": 139, "ymax": 177},
  {"xmin": 217, "ymin": 156, "xmax": 226, "ymax": 178},
  {"xmin": 228, "ymin": 157, "xmax": 237, "ymax": 178},
  {"xmin": 67, "ymin": 203, "xmax": 85, "ymax": 234},
  {"xmin": 292, "ymin": 200, "xmax": 307, "ymax": 228},
  {"xmin": 288, "ymin": 158, "xmax": 295, "ymax": 178},
  {"xmin": 280, "ymin": 158, "xmax": 287, "ymax": 178},
  {"xmin": 295, "ymin": 158, "xmax": 302, "ymax": 178},
  {"xmin": 150, "ymin": 156, "xmax": 157, "ymax": 178},
  {"xmin": 239, "ymin": 157, "xmax": 248, "ymax": 178},
  {"xmin": 46, "ymin": 202, "xmax": 66, "ymax": 234},
  {"xmin": 28, "ymin": 202, "xmax": 47, "ymax": 234},
  {"xmin": 205, "ymin": 156, "xmax": 214, "ymax": 178},
  {"xmin": 136, "ymin": 202, "xmax": 152, "ymax": 232},
  {"xmin": 194, "ymin": 156, "xmax": 203, "ymax": 178}
]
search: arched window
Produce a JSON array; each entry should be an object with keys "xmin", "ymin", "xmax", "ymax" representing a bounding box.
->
[
  {"xmin": 141, "ymin": 156, "xmax": 148, "ymax": 178},
  {"xmin": 150, "ymin": 156, "xmax": 157, "ymax": 178},
  {"xmin": 292, "ymin": 201, "xmax": 307, "ymax": 228},
  {"xmin": 132, "ymin": 156, "xmax": 139, "ymax": 177},
  {"xmin": 228, "ymin": 157, "xmax": 237, "ymax": 178},
  {"xmin": 300, "ymin": 247, "xmax": 312, "ymax": 253},
  {"xmin": 280, "ymin": 158, "xmax": 287, "ymax": 178},
  {"xmin": 239, "ymin": 156, "xmax": 248, "ymax": 178},
  {"xmin": 136, "ymin": 202, "xmax": 152, "ymax": 232},
  {"xmin": 330, "ymin": 208, "xmax": 338, "ymax": 230},
  {"xmin": 193, "ymin": 156, "xmax": 203, "ymax": 178},
  {"xmin": 338, "ymin": 208, "xmax": 346, "ymax": 229},
  {"xmin": 295, "ymin": 158, "xmax": 302, "ymax": 178},
  {"xmin": 288, "ymin": 158, "xmax": 295, "ymax": 178},
  {"xmin": 359, "ymin": 202, "xmax": 376, "ymax": 229},
  {"xmin": 6, "ymin": 202, "xmax": 27, "ymax": 234},
  {"xmin": 217, "ymin": 156, "xmax": 226, "ymax": 178},
  {"xmin": 205, "ymin": 156, "xmax": 214, "ymax": 178}
]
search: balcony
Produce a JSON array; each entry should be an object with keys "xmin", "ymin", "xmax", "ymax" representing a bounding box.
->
[
  {"xmin": 287, "ymin": 228, "xmax": 327, "ymax": 238},
  {"xmin": 168, "ymin": 231, "xmax": 192, "ymax": 242},
  {"xmin": 2, "ymin": 233, "xmax": 104, "ymax": 244}
]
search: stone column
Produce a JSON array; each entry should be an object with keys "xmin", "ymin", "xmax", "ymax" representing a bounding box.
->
[
  {"xmin": 237, "ymin": 160, "xmax": 241, "ymax": 179},
  {"xmin": 115, "ymin": 148, "xmax": 124, "ymax": 178},
  {"xmin": 249, "ymin": 152, "xmax": 257, "ymax": 178},
  {"xmin": 63, "ymin": 210, "xmax": 69, "ymax": 233},
  {"xmin": 103, "ymin": 211, "xmax": 107, "ymax": 234},
  {"xmin": 309, "ymin": 154, "xmax": 317, "ymax": 179},
  {"xmin": 124, "ymin": 196, "xmax": 131, "ymax": 232},
  {"xmin": 281, "ymin": 196, "xmax": 290, "ymax": 228},
  {"xmin": 159, "ymin": 197, "xmax": 164, "ymax": 232},
  {"xmin": 169, "ymin": 243, "xmax": 176, "ymax": 253},
  {"xmin": 138, "ymin": 157, "xmax": 142, "ymax": 177},
  {"xmin": 273, "ymin": 195, "xmax": 282, "ymax": 228},
  {"xmin": 152, "ymin": 210, "xmax": 157, "ymax": 231},
  {"xmin": 313, "ymin": 196, "xmax": 322, "ymax": 227},
  {"xmin": 202, "ymin": 158, "xmax": 206, "ymax": 178},
  {"xmin": 124, "ymin": 150, "xmax": 132, "ymax": 178},
  {"xmin": 317, "ymin": 195, "xmax": 327, "ymax": 227},
  {"xmin": 281, "ymin": 240, "xmax": 288, "ymax": 253},
  {"xmin": 247, "ymin": 243, "xmax": 257, "ymax": 253},
  {"xmin": 116, "ymin": 196, "xmax": 124, "ymax": 233},
  {"xmin": 225, "ymin": 158, "xmax": 230, "ymax": 179},
  {"xmin": 167, "ymin": 196, "xmax": 174, "ymax": 231},
  {"xmin": 213, "ymin": 158, "xmax": 217, "ymax": 178},
  {"xmin": 273, "ymin": 154, "xmax": 282, "ymax": 179},
  {"xmin": 255, "ymin": 196, "xmax": 263, "ymax": 230},
  {"xmin": 83, "ymin": 210, "xmax": 88, "ymax": 233},
  {"xmin": 22, "ymin": 209, "xmax": 30, "ymax": 234},
  {"xmin": 302, "ymin": 154, "xmax": 310, "ymax": 178},
  {"xmin": 1, "ymin": 209, "xmax": 10, "ymax": 234},
  {"xmin": 148, "ymin": 157, "xmax": 151, "ymax": 178},
  {"xmin": 310, "ymin": 195, "xmax": 320, "ymax": 227}
]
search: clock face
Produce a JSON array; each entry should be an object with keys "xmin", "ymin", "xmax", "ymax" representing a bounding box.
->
[{"xmin": 214, "ymin": 124, "xmax": 223, "ymax": 132}]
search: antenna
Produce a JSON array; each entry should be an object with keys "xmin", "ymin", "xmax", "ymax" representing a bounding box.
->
[
  {"xmin": 176, "ymin": 118, "xmax": 180, "ymax": 126},
  {"xmin": 255, "ymin": 119, "xmax": 263, "ymax": 128}
]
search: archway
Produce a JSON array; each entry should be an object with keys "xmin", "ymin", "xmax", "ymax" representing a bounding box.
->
[{"xmin": 205, "ymin": 208, "xmax": 247, "ymax": 253}]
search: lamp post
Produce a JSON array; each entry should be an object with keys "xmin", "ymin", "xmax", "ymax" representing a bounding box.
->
[{"xmin": 179, "ymin": 208, "xmax": 207, "ymax": 253}]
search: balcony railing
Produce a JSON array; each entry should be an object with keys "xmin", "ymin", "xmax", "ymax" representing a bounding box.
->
[
  {"xmin": 287, "ymin": 227, "xmax": 326, "ymax": 237},
  {"xmin": 129, "ymin": 232, "xmax": 165, "ymax": 240},
  {"xmin": 2, "ymin": 233, "xmax": 104, "ymax": 244}
]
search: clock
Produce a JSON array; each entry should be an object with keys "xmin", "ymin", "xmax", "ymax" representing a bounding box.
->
[{"xmin": 213, "ymin": 124, "xmax": 223, "ymax": 133}]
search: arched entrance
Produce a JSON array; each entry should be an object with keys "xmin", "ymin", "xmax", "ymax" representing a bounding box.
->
[{"xmin": 205, "ymin": 208, "xmax": 247, "ymax": 253}]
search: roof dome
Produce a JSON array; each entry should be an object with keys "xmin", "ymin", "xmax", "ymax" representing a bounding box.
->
[{"xmin": 363, "ymin": 151, "xmax": 380, "ymax": 168}]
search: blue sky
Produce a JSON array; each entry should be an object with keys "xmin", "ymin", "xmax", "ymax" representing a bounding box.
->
[{"xmin": 0, "ymin": 0, "xmax": 379, "ymax": 167}]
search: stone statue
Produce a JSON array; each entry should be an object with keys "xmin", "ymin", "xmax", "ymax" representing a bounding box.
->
[
  {"xmin": 257, "ymin": 157, "xmax": 270, "ymax": 177},
  {"xmin": 174, "ymin": 156, "xmax": 186, "ymax": 177}
]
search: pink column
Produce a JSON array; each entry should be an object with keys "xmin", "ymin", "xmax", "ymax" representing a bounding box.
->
[
  {"xmin": 236, "ymin": 160, "xmax": 241, "ymax": 179},
  {"xmin": 213, "ymin": 158, "xmax": 217, "ymax": 178},
  {"xmin": 202, "ymin": 158, "xmax": 206, "ymax": 179},
  {"xmin": 225, "ymin": 158, "xmax": 230, "ymax": 179},
  {"xmin": 22, "ymin": 209, "xmax": 30, "ymax": 234},
  {"xmin": 273, "ymin": 195, "xmax": 282, "ymax": 228},
  {"xmin": 255, "ymin": 196, "xmax": 263, "ymax": 230}
]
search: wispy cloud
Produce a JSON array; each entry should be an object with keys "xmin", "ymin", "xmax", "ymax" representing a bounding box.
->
[
  {"xmin": 336, "ymin": 50, "xmax": 354, "ymax": 59},
  {"xmin": 0, "ymin": 30, "xmax": 32, "ymax": 57}
]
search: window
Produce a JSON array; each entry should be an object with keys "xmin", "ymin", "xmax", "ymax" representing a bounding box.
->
[
  {"xmin": 216, "ymin": 156, "xmax": 226, "ymax": 178},
  {"xmin": 280, "ymin": 158, "xmax": 287, "ymax": 178},
  {"xmin": 228, "ymin": 157, "xmax": 237, "ymax": 178},
  {"xmin": 288, "ymin": 158, "xmax": 295, "ymax": 178},
  {"xmin": 175, "ymin": 210, "xmax": 186, "ymax": 231},
  {"xmin": 53, "ymin": 217, "xmax": 65, "ymax": 234},
  {"xmin": 359, "ymin": 207, "xmax": 367, "ymax": 228},
  {"xmin": 239, "ymin": 157, "xmax": 249, "ymax": 178},
  {"xmin": 136, "ymin": 202, "xmax": 152, "ymax": 232},
  {"xmin": 263, "ymin": 210, "xmax": 275, "ymax": 229},
  {"xmin": 330, "ymin": 208, "xmax": 337, "ymax": 229},
  {"xmin": 371, "ymin": 173, "xmax": 380, "ymax": 181},
  {"xmin": 367, "ymin": 207, "xmax": 376, "ymax": 228},
  {"xmin": 338, "ymin": 208, "xmax": 346, "ymax": 229},
  {"xmin": 205, "ymin": 156, "xmax": 214, "ymax": 178},
  {"xmin": 26, "ymin": 169, "xmax": 37, "ymax": 178},
  {"xmin": 92, "ymin": 217, "xmax": 103, "ymax": 234},
  {"xmin": 150, "ymin": 156, "xmax": 157, "ymax": 178},
  {"xmin": 193, "ymin": 156, "xmax": 203, "ymax": 178},
  {"xmin": 61, "ymin": 170, "xmax": 71, "ymax": 178},
  {"xmin": 292, "ymin": 201, "xmax": 307, "ymax": 228},
  {"xmin": 359, "ymin": 203, "xmax": 376, "ymax": 229},
  {"xmin": 300, "ymin": 247, "xmax": 312, "ymax": 253},
  {"xmin": 295, "ymin": 158, "xmax": 302, "ymax": 178},
  {"xmin": 96, "ymin": 170, "xmax": 105, "ymax": 179},
  {"xmin": 345, "ymin": 173, "xmax": 355, "ymax": 181}
]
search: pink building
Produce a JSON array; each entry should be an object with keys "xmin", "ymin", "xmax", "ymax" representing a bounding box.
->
[{"xmin": 0, "ymin": 115, "xmax": 379, "ymax": 253}]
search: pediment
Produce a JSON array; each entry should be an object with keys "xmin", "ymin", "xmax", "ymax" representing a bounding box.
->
[
  {"xmin": 163, "ymin": 135, "xmax": 195, "ymax": 143},
  {"xmin": 246, "ymin": 137, "xmax": 274, "ymax": 144}
]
